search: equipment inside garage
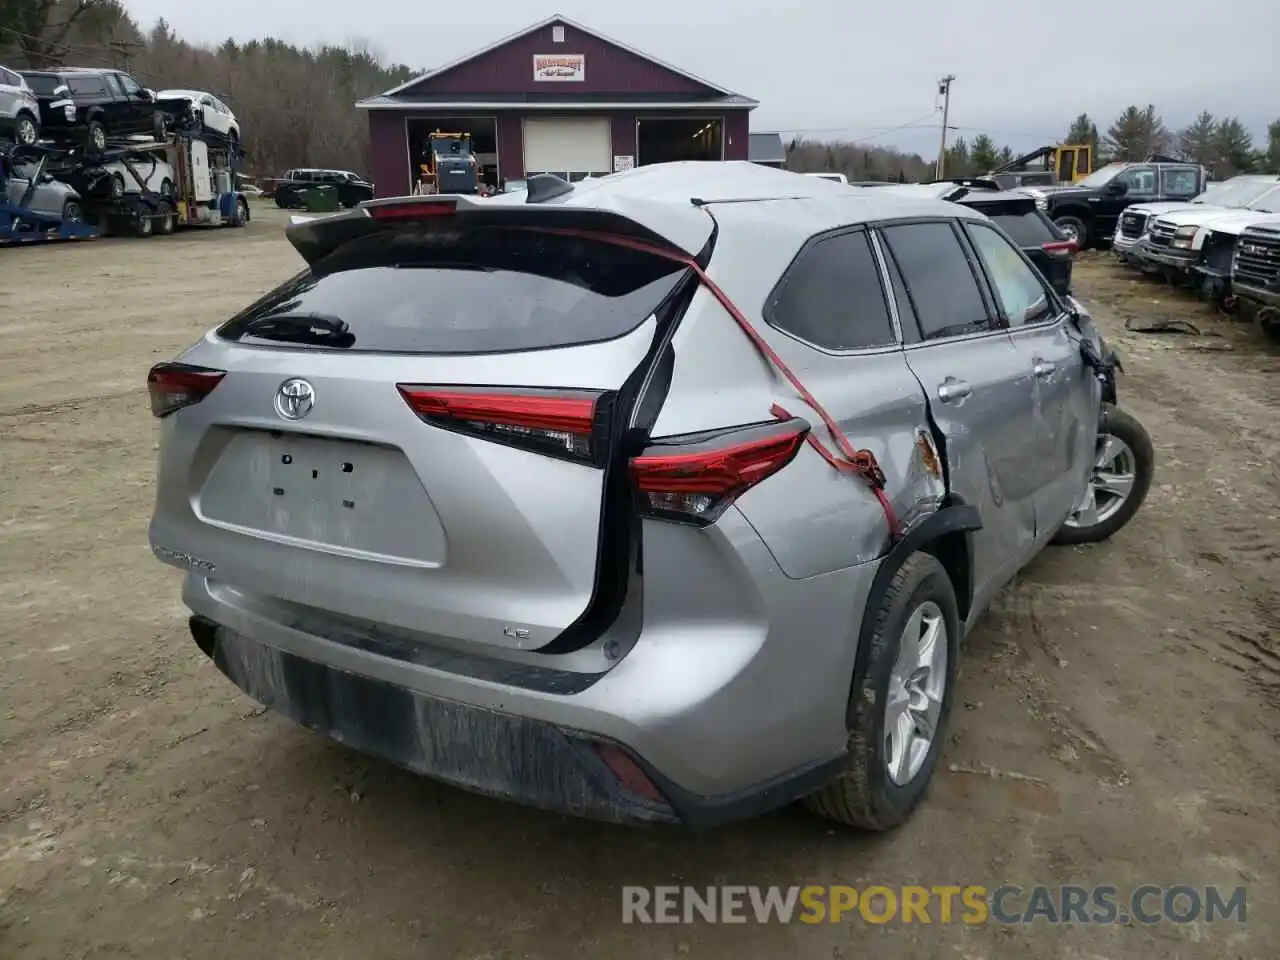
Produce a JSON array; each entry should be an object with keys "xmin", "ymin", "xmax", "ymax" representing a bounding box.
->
[
  {"xmin": 406, "ymin": 118, "xmax": 498, "ymax": 190},
  {"xmin": 638, "ymin": 118, "xmax": 723, "ymax": 165}
]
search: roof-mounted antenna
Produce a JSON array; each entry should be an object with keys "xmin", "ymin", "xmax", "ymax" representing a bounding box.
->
[{"xmin": 525, "ymin": 173, "xmax": 574, "ymax": 203}]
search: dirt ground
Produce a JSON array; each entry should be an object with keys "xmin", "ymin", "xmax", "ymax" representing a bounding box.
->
[{"xmin": 1, "ymin": 210, "xmax": 1278, "ymax": 959}]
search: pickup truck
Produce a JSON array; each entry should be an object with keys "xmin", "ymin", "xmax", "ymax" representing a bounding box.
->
[
  {"xmin": 1137, "ymin": 175, "xmax": 1280, "ymax": 301},
  {"xmin": 1019, "ymin": 160, "xmax": 1205, "ymax": 249},
  {"xmin": 19, "ymin": 67, "xmax": 166, "ymax": 151}
]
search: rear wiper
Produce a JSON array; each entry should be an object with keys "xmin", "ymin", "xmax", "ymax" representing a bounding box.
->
[{"xmin": 241, "ymin": 312, "xmax": 355, "ymax": 347}]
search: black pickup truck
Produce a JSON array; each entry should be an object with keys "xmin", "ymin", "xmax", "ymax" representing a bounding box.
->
[
  {"xmin": 19, "ymin": 67, "xmax": 166, "ymax": 152},
  {"xmin": 1019, "ymin": 160, "xmax": 1206, "ymax": 249}
]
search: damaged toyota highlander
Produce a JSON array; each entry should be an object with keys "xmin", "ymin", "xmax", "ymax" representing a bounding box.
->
[{"xmin": 147, "ymin": 162, "xmax": 1154, "ymax": 831}]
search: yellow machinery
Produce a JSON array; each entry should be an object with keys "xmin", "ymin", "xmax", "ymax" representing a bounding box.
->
[
  {"xmin": 992, "ymin": 144, "xmax": 1093, "ymax": 183},
  {"xmin": 413, "ymin": 131, "xmax": 479, "ymax": 196}
]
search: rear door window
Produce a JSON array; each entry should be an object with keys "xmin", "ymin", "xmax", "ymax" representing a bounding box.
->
[
  {"xmin": 765, "ymin": 229, "xmax": 896, "ymax": 351},
  {"xmin": 880, "ymin": 221, "xmax": 997, "ymax": 341},
  {"xmin": 69, "ymin": 76, "xmax": 106, "ymax": 96},
  {"xmin": 218, "ymin": 227, "xmax": 689, "ymax": 354}
]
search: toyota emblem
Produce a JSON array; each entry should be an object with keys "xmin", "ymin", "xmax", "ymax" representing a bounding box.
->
[{"xmin": 274, "ymin": 378, "xmax": 315, "ymax": 420}]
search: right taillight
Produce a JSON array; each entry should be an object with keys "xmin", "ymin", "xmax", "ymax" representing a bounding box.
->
[
  {"xmin": 1042, "ymin": 239, "xmax": 1077, "ymax": 257},
  {"xmin": 147, "ymin": 362, "xmax": 225, "ymax": 418},
  {"xmin": 630, "ymin": 419, "xmax": 810, "ymax": 525},
  {"xmin": 397, "ymin": 385, "xmax": 610, "ymax": 465}
]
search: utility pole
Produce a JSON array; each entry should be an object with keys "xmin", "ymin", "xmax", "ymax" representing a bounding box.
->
[{"xmin": 935, "ymin": 75, "xmax": 955, "ymax": 179}]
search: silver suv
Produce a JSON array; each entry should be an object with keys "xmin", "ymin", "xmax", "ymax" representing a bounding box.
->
[
  {"xmin": 147, "ymin": 163, "xmax": 1153, "ymax": 830},
  {"xmin": 0, "ymin": 64, "xmax": 41, "ymax": 146}
]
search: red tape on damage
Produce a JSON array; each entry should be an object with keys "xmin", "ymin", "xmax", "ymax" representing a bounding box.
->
[{"xmin": 512, "ymin": 225, "xmax": 902, "ymax": 541}]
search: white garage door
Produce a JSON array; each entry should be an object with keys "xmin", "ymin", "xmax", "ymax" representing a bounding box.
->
[{"xmin": 523, "ymin": 117, "xmax": 611, "ymax": 178}]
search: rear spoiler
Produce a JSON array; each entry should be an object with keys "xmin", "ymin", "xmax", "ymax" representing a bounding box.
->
[{"xmin": 286, "ymin": 193, "xmax": 709, "ymax": 267}]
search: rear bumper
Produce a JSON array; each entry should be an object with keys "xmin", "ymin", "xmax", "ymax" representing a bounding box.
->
[
  {"xmin": 193, "ymin": 616, "xmax": 851, "ymax": 829},
  {"xmin": 176, "ymin": 510, "xmax": 881, "ymax": 827}
]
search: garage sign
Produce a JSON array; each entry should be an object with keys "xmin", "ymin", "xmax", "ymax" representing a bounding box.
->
[{"xmin": 533, "ymin": 54, "xmax": 585, "ymax": 82}]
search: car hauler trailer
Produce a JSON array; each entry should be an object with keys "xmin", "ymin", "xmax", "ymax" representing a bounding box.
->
[
  {"xmin": 1, "ymin": 145, "xmax": 100, "ymax": 246},
  {"xmin": 1, "ymin": 132, "xmax": 249, "ymax": 241}
]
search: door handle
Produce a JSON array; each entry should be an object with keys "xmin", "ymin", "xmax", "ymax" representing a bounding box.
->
[
  {"xmin": 1033, "ymin": 358, "xmax": 1057, "ymax": 378},
  {"xmin": 936, "ymin": 378, "xmax": 971, "ymax": 403}
]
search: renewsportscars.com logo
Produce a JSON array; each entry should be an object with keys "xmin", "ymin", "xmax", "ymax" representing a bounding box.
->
[{"xmin": 621, "ymin": 885, "xmax": 1247, "ymax": 925}]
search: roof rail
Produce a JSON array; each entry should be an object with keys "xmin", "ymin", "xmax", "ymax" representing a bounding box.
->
[{"xmin": 525, "ymin": 173, "xmax": 574, "ymax": 203}]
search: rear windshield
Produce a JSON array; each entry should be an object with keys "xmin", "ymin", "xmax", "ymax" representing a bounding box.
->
[
  {"xmin": 218, "ymin": 226, "xmax": 688, "ymax": 354},
  {"xmin": 22, "ymin": 74, "xmax": 62, "ymax": 95},
  {"xmin": 990, "ymin": 211, "xmax": 1059, "ymax": 247}
]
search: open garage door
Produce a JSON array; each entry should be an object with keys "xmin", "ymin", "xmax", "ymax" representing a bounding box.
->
[{"xmin": 524, "ymin": 117, "xmax": 611, "ymax": 180}]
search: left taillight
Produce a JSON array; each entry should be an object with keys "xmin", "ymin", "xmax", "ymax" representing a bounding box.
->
[
  {"xmin": 147, "ymin": 362, "xmax": 225, "ymax": 418},
  {"xmin": 630, "ymin": 419, "xmax": 809, "ymax": 526},
  {"xmin": 397, "ymin": 385, "xmax": 609, "ymax": 465},
  {"xmin": 1042, "ymin": 239, "xmax": 1077, "ymax": 257}
]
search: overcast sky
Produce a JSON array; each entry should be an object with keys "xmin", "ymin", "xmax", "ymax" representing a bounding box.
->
[{"xmin": 119, "ymin": 0, "xmax": 1277, "ymax": 155}]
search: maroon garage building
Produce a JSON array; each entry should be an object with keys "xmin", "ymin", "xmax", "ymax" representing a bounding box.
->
[{"xmin": 356, "ymin": 15, "xmax": 758, "ymax": 198}]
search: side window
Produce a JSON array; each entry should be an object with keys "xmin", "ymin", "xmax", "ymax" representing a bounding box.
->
[
  {"xmin": 1117, "ymin": 166, "xmax": 1156, "ymax": 196},
  {"xmin": 766, "ymin": 230, "xmax": 896, "ymax": 351},
  {"xmin": 70, "ymin": 76, "xmax": 106, "ymax": 96},
  {"xmin": 1162, "ymin": 168, "xmax": 1200, "ymax": 197},
  {"xmin": 880, "ymin": 221, "xmax": 996, "ymax": 341},
  {"xmin": 116, "ymin": 73, "xmax": 142, "ymax": 96},
  {"xmin": 966, "ymin": 223, "xmax": 1056, "ymax": 327},
  {"xmin": 0, "ymin": 67, "xmax": 18, "ymax": 87},
  {"xmin": 102, "ymin": 74, "xmax": 124, "ymax": 97}
]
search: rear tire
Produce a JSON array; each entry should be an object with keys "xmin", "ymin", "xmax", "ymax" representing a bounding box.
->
[
  {"xmin": 1052, "ymin": 404, "xmax": 1154, "ymax": 545},
  {"xmin": 803, "ymin": 552, "xmax": 960, "ymax": 831},
  {"xmin": 1055, "ymin": 215, "xmax": 1089, "ymax": 250},
  {"xmin": 109, "ymin": 172, "xmax": 126, "ymax": 199},
  {"xmin": 134, "ymin": 213, "xmax": 154, "ymax": 238},
  {"xmin": 158, "ymin": 213, "xmax": 176, "ymax": 235},
  {"xmin": 87, "ymin": 120, "xmax": 107, "ymax": 152}
]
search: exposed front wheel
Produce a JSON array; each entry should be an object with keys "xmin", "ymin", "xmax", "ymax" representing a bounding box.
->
[
  {"xmin": 61, "ymin": 200, "xmax": 83, "ymax": 223},
  {"xmin": 1055, "ymin": 215, "xmax": 1089, "ymax": 250},
  {"xmin": 1052, "ymin": 404, "xmax": 1154, "ymax": 546},
  {"xmin": 803, "ymin": 552, "xmax": 960, "ymax": 831}
]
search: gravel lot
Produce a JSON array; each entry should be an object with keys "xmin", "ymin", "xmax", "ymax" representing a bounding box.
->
[{"xmin": 1, "ymin": 209, "xmax": 1278, "ymax": 959}]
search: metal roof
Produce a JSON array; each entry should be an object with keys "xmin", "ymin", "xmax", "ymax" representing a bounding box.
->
[{"xmin": 366, "ymin": 14, "xmax": 757, "ymax": 107}]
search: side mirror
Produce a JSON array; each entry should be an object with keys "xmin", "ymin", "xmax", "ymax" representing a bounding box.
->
[{"xmin": 1106, "ymin": 180, "xmax": 1127, "ymax": 196}]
